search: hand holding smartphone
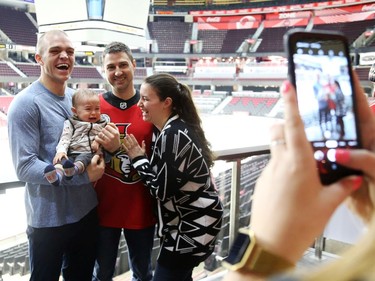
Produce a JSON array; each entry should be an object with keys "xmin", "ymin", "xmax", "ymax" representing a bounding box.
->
[{"xmin": 284, "ymin": 29, "xmax": 362, "ymax": 185}]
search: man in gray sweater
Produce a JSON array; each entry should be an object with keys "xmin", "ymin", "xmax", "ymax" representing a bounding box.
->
[{"xmin": 7, "ymin": 30, "xmax": 105, "ymax": 281}]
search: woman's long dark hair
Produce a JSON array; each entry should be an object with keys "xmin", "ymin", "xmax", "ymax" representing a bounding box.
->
[{"xmin": 143, "ymin": 73, "xmax": 216, "ymax": 167}]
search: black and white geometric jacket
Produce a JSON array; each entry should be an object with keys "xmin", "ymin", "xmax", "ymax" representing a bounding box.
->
[{"xmin": 132, "ymin": 114, "xmax": 223, "ymax": 269}]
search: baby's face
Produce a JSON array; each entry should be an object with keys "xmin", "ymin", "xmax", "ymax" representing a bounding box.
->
[{"xmin": 74, "ymin": 97, "xmax": 101, "ymax": 123}]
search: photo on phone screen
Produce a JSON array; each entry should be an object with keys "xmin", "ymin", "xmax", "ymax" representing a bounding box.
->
[{"xmin": 284, "ymin": 29, "xmax": 362, "ymax": 185}]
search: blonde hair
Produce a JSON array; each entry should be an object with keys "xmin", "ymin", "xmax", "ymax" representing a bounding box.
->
[
  {"xmin": 72, "ymin": 89, "xmax": 99, "ymax": 107},
  {"xmin": 298, "ymin": 185, "xmax": 375, "ymax": 281},
  {"xmin": 303, "ymin": 217, "xmax": 375, "ymax": 281},
  {"xmin": 36, "ymin": 30, "xmax": 69, "ymax": 55}
]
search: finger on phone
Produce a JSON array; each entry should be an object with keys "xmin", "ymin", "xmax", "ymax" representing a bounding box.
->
[{"xmin": 281, "ymin": 81, "xmax": 311, "ymax": 156}]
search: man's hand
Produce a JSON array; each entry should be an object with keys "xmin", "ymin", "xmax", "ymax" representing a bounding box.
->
[
  {"xmin": 86, "ymin": 154, "xmax": 105, "ymax": 182},
  {"xmin": 95, "ymin": 123, "xmax": 122, "ymax": 154}
]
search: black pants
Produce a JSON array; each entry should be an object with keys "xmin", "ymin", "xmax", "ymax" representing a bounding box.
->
[{"xmin": 27, "ymin": 208, "xmax": 98, "ymax": 281}]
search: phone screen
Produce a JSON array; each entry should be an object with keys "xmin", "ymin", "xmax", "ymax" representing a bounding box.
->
[{"xmin": 285, "ymin": 29, "xmax": 362, "ymax": 185}]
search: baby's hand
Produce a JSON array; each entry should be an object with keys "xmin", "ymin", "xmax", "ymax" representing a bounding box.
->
[
  {"xmin": 53, "ymin": 152, "xmax": 68, "ymax": 164},
  {"xmin": 91, "ymin": 140, "xmax": 100, "ymax": 153}
]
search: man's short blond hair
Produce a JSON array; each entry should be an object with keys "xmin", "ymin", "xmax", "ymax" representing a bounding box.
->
[{"xmin": 36, "ymin": 30, "xmax": 69, "ymax": 55}]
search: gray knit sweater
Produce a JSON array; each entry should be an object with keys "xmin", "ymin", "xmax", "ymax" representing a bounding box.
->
[{"xmin": 7, "ymin": 80, "xmax": 97, "ymax": 228}]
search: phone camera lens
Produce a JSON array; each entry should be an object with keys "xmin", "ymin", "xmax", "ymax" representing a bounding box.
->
[{"xmin": 314, "ymin": 150, "xmax": 325, "ymax": 161}]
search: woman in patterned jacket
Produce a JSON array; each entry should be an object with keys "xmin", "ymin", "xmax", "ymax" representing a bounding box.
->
[{"xmin": 123, "ymin": 73, "xmax": 223, "ymax": 281}]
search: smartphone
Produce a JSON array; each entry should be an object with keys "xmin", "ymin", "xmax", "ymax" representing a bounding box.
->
[{"xmin": 284, "ymin": 29, "xmax": 362, "ymax": 185}]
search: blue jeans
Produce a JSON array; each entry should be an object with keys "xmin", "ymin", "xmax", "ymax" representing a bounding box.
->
[
  {"xmin": 27, "ymin": 208, "xmax": 98, "ymax": 281},
  {"xmin": 93, "ymin": 225, "xmax": 155, "ymax": 281},
  {"xmin": 153, "ymin": 262, "xmax": 193, "ymax": 281}
]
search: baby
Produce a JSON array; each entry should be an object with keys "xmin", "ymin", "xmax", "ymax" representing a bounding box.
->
[{"xmin": 44, "ymin": 88, "xmax": 108, "ymax": 186}]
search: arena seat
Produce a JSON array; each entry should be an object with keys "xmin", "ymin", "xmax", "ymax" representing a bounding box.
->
[
  {"xmin": 15, "ymin": 63, "xmax": 40, "ymax": 78},
  {"xmin": 312, "ymin": 19, "xmax": 375, "ymax": 45},
  {"xmin": 0, "ymin": 242, "xmax": 28, "ymax": 276},
  {"xmin": 0, "ymin": 62, "xmax": 21, "ymax": 77},
  {"xmin": 198, "ymin": 29, "xmax": 228, "ymax": 54},
  {"xmin": 220, "ymin": 95, "xmax": 280, "ymax": 116},
  {"xmin": 354, "ymin": 66, "xmax": 372, "ymax": 82},
  {"xmin": 221, "ymin": 28, "xmax": 257, "ymax": 54},
  {"xmin": 71, "ymin": 66, "xmax": 103, "ymax": 79},
  {"xmin": 134, "ymin": 68, "xmax": 147, "ymax": 79},
  {"xmin": 148, "ymin": 20, "xmax": 193, "ymax": 53},
  {"xmin": 0, "ymin": 6, "xmax": 37, "ymax": 46},
  {"xmin": 256, "ymin": 26, "xmax": 296, "ymax": 53}
]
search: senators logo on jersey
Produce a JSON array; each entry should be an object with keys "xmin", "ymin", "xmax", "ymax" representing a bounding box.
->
[{"xmin": 103, "ymin": 121, "xmax": 142, "ymax": 184}]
